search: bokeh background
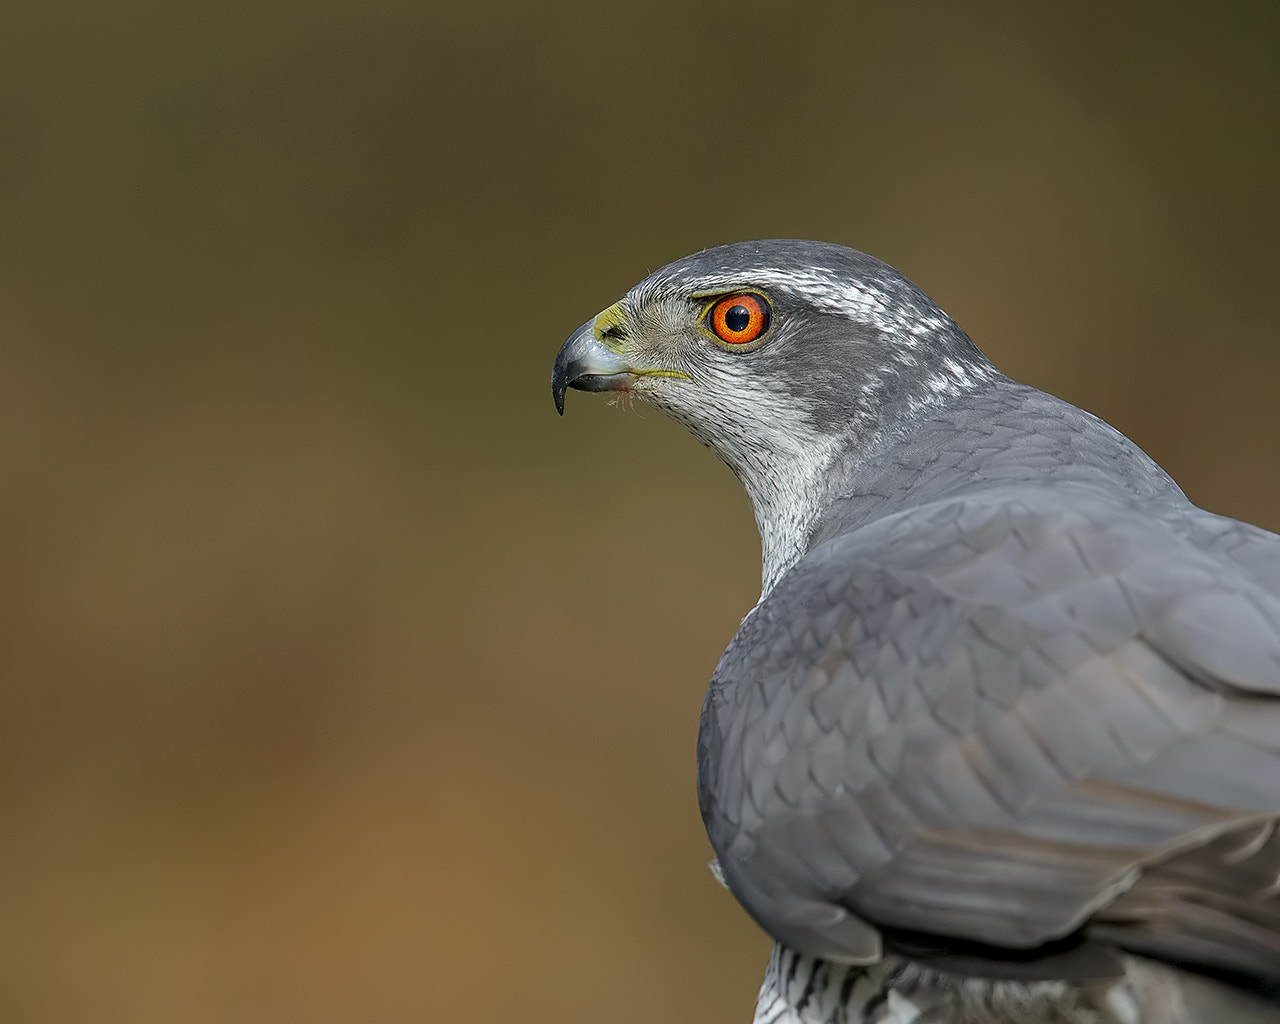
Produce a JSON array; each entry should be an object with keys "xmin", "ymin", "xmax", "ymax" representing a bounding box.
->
[{"xmin": 2, "ymin": 2, "xmax": 1278, "ymax": 1021}]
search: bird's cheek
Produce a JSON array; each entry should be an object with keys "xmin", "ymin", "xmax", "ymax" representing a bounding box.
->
[{"xmin": 633, "ymin": 367, "xmax": 700, "ymax": 409}]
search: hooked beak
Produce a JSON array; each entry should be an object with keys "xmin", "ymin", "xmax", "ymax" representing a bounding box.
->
[{"xmin": 551, "ymin": 319, "xmax": 636, "ymax": 415}]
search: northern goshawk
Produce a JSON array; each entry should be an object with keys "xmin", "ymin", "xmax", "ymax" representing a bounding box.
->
[{"xmin": 551, "ymin": 240, "xmax": 1280, "ymax": 1023}]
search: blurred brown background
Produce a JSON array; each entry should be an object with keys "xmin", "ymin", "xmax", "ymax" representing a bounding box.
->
[{"xmin": 1, "ymin": 2, "xmax": 1278, "ymax": 1021}]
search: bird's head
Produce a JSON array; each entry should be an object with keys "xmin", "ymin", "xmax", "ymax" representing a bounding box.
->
[{"xmin": 552, "ymin": 240, "xmax": 997, "ymax": 588}]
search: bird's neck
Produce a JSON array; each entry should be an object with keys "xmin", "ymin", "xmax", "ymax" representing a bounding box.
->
[
  {"xmin": 746, "ymin": 379, "xmax": 994, "ymax": 598},
  {"xmin": 745, "ymin": 429, "xmax": 852, "ymax": 598}
]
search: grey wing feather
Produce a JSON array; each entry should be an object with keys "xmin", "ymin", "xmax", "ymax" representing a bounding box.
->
[
  {"xmin": 1171, "ymin": 510, "xmax": 1280, "ymax": 595},
  {"xmin": 699, "ymin": 486, "xmax": 1280, "ymax": 981}
]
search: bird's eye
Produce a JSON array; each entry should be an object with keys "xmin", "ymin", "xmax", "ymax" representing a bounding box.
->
[{"xmin": 705, "ymin": 293, "xmax": 771, "ymax": 346}]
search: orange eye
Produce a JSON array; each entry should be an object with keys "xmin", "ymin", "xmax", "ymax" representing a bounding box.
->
[{"xmin": 706, "ymin": 293, "xmax": 771, "ymax": 346}]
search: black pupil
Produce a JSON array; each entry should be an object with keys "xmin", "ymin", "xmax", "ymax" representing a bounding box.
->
[{"xmin": 724, "ymin": 305, "xmax": 751, "ymax": 333}]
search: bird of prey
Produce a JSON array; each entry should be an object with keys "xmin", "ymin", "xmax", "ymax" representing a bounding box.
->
[{"xmin": 551, "ymin": 240, "xmax": 1280, "ymax": 1023}]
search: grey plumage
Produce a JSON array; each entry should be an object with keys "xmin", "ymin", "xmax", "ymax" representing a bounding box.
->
[{"xmin": 552, "ymin": 240, "xmax": 1280, "ymax": 1021}]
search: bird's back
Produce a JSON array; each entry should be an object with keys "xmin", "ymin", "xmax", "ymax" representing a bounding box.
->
[
  {"xmin": 809, "ymin": 378, "xmax": 1188, "ymax": 544},
  {"xmin": 700, "ymin": 377, "xmax": 1280, "ymax": 1003}
]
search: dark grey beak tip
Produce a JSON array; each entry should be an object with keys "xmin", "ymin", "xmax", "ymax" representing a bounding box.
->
[{"xmin": 551, "ymin": 347, "xmax": 573, "ymax": 415}]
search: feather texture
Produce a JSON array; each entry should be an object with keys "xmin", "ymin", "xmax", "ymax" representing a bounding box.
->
[{"xmin": 555, "ymin": 240, "xmax": 1280, "ymax": 1021}]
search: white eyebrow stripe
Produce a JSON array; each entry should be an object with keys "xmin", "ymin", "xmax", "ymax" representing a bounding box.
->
[{"xmin": 641, "ymin": 265, "xmax": 963, "ymax": 348}]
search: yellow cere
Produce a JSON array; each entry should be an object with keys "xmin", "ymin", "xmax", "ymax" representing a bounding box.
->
[{"xmin": 592, "ymin": 302, "xmax": 629, "ymax": 353}]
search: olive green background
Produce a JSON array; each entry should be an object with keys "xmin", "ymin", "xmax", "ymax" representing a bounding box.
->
[{"xmin": 2, "ymin": 2, "xmax": 1278, "ymax": 1021}]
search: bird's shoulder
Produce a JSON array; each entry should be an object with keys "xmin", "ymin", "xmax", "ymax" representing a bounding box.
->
[
  {"xmin": 1166, "ymin": 507, "xmax": 1280, "ymax": 594},
  {"xmin": 706, "ymin": 480, "xmax": 1280, "ymax": 783},
  {"xmin": 698, "ymin": 479, "xmax": 1280, "ymax": 974}
]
